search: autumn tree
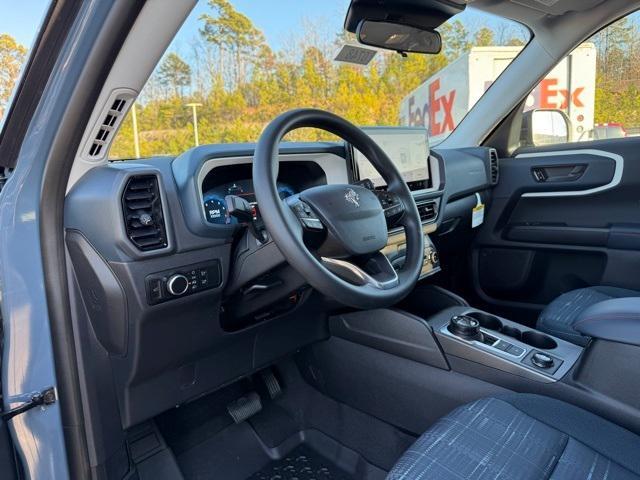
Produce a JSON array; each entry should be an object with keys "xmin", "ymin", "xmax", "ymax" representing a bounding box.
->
[
  {"xmin": 0, "ymin": 34, "xmax": 27, "ymax": 118},
  {"xmin": 157, "ymin": 52, "xmax": 192, "ymax": 98},
  {"xmin": 474, "ymin": 27, "xmax": 494, "ymax": 47}
]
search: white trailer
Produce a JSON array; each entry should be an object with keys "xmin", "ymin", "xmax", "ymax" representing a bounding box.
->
[{"xmin": 400, "ymin": 44, "xmax": 597, "ymax": 143}]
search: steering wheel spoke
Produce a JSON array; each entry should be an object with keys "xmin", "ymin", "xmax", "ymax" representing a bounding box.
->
[
  {"xmin": 321, "ymin": 252, "xmax": 399, "ymax": 290},
  {"xmin": 288, "ymin": 197, "xmax": 326, "ymax": 232},
  {"xmin": 374, "ymin": 189, "xmax": 405, "ymax": 225}
]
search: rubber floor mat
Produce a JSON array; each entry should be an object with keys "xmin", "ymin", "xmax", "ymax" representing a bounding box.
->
[{"xmin": 247, "ymin": 444, "xmax": 354, "ymax": 480}]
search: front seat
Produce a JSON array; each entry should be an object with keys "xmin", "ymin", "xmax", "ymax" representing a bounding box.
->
[
  {"xmin": 537, "ymin": 286, "xmax": 640, "ymax": 346},
  {"xmin": 387, "ymin": 394, "xmax": 640, "ymax": 479}
]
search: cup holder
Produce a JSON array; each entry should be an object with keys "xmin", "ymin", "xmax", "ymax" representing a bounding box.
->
[
  {"xmin": 500, "ymin": 325, "xmax": 522, "ymax": 341},
  {"xmin": 463, "ymin": 311, "xmax": 558, "ymax": 350},
  {"xmin": 466, "ymin": 312, "xmax": 503, "ymax": 331},
  {"xmin": 521, "ymin": 331, "xmax": 558, "ymax": 350}
]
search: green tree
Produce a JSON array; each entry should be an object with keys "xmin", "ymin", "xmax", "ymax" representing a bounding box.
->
[
  {"xmin": 474, "ymin": 27, "xmax": 495, "ymax": 47},
  {"xmin": 157, "ymin": 53, "xmax": 192, "ymax": 98},
  {"xmin": 200, "ymin": 0, "xmax": 266, "ymax": 87},
  {"xmin": 0, "ymin": 34, "xmax": 27, "ymax": 118}
]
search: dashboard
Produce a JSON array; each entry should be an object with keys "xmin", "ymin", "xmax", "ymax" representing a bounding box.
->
[{"xmin": 64, "ymin": 136, "xmax": 497, "ymax": 432}]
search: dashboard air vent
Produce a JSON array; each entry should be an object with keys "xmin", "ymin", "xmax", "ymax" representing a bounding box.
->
[
  {"xmin": 489, "ymin": 149, "xmax": 499, "ymax": 185},
  {"xmin": 121, "ymin": 175, "xmax": 168, "ymax": 251},
  {"xmin": 417, "ymin": 201, "xmax": 438, "ymax": 222}
]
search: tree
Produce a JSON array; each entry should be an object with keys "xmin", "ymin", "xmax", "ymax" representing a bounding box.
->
[
  {"xmin": 474, "ymin": 27, "xmax": 494, "ymax": 47},
  {"xmin": 157, "ymin": 52, "xmax": 192, "ymax": 98},
  {"xmin": 440, "ymin": 20, "xmax": 471, "ymax": 60},
  {"xmin": 200, "ymin": 0, "xmax": 266, "ymax": 87},
  {"xmin": 0, "ymin": 34, "xmax": 27, "ymax": 118}
]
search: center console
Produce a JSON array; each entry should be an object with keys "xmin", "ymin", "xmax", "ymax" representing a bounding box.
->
[{"xmin": 429, "ymin": 307, "xmax": 583, "ymax": 383}]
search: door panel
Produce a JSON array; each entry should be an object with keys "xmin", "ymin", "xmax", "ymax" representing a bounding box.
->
[{"xmin": 473, "ymin": 138, "xmax": 640, "ymax": 316}]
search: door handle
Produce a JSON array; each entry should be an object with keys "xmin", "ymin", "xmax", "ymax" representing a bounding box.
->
[{"xmin": 532, "ymin": 164, "xmax": 586, "ymax": 183}]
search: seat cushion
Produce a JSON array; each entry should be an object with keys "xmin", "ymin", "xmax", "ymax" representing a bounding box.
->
[
  {"xmin": 537, "ymin": 286, "xmax": 640, "ymax": 346},
  {"xmin": 387, "ymin": 394, "xmax": 640, "ymax": 480}
]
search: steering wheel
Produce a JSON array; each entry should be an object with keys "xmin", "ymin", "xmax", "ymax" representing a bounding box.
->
[{"xmin": 253, "ymin": 109, "xmax": 424, "ymax": 309}]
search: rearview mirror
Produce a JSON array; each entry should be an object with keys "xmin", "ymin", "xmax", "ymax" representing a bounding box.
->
[
  {"xmin": 357, "ymin": 20, "xmax": 442, "ymax": 55},
  {"xmin": 521, "ymin": 109, "xmax": 571, "ymax": 147}
]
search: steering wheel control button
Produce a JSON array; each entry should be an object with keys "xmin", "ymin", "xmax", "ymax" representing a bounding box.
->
[
  {"xmin": 531, "ymin": 352, "xmax": 554, "ymax": 369},
  {"xmin": 448, "ymin": 315, "xmax": 481, "ymax": 340},
  {"xmin": 145, "ymin": 261, "xmax": 222, "ymax": 305},
  {"xmin": 167, "ymin": 274, "xmax": 189, "ymax": 296}
]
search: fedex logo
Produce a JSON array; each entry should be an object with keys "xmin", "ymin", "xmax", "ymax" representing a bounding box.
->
[
  {"xmin": 404, "ymin": 75, "xmax": 589, "ymax": 136},
  {"xmin": 532, "ymin": 78, "xmax": 585, "ymax": 109},
  {"xmin": 407, "ymin": 79, "xmax": 457, "ymax": 136}
]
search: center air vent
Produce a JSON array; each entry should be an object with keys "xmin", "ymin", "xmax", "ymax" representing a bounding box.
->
[
  {"xmin": 121, "ymin": 175, "xmax": 168, "ymax": 251},
  {"xmin": 417, "ymin": 201, "xmax": 438, "ymax": 222},
  {"xmin": 489, "ymin": 149, "xmax": 499, "ymax": 185}
]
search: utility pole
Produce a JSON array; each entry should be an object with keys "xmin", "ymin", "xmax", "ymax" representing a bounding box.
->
[
  {"xmin": 185, "ymin": 103, "xmax": 203, "ymax": 146},
  {"xmin": 131, "ymin": 102, "xmax": 140, "ymax": 158}
]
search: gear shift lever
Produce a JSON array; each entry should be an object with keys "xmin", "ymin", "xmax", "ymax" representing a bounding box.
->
[{"xmin": 448, "ymin": 315, "xmax": 481, "ymax": 340}]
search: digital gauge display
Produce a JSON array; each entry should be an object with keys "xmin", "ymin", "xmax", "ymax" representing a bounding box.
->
[
  {"xmin": 203, "ymin": 181, "xmax": 296, "ymax": 225},
  {"xmin": 203, "ymin": 195, "xmax": 232, "ymax": 225}
]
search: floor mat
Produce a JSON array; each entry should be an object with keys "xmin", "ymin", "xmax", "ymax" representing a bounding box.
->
[{"xmin": 247, "ymin": 444, "xmax": 354, "ymax": 480}]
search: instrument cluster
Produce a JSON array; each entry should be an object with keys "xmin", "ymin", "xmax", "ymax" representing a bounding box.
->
[{"xmin": 203, "ymin": 179, "xmax": 296, "ymax": 225}]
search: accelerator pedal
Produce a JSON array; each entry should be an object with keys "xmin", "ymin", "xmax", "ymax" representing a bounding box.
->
[
  {"xmin": 260, "ymin": 368, "xmax": 282, "ymax": 400},
  {"xmin": 227, "ymin": 391, "xmax": 262, "ymax": 424}
]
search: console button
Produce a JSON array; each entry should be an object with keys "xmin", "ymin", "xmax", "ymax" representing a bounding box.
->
[
  {"xmin": 506, "ymin": 344, "xmax": 525, "ymax": 356},
  {"xmin": 148, "ymin": 279, "xmax": 163, "ymax": 303},
  {"xmin": 532, "ymin": 352, "xmax": 554, "ymax": 369},
  {"xmin": 494, "ymin": 340, "xmax": 510, "ymax": 351}
]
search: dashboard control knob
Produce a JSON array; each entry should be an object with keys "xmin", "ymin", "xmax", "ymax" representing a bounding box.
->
[
  {"xmin": 531, "ymin": 352, "xmax": 554, "ymax": 369},
  {"xmin": 448, "ymin": 315, "xmax": 481, "ymax": 340},
  {"xmin": 167, "ymin": 274, "xmax": 189, "ymax": 296}
]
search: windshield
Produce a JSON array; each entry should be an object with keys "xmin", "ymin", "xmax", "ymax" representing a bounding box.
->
[{"xmin": 109, "ymin": 1, "xmax": 530, "ymax": 159}]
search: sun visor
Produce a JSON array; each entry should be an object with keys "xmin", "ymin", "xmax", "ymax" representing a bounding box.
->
[{"xmin": 344, "ymin": 0, "xmax": 466, "ymax": 33}]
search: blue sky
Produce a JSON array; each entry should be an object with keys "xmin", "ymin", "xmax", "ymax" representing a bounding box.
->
[{"xmin": 1, "ymin": 0, "xmax": 351, "ymax": 51}]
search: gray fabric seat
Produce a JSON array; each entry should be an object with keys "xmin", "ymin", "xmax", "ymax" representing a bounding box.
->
[
  {"xmin": 537, "ymin": 286, "xmax": 640, "ymax": 346},
  {"xmin": 387, "ymin": 394, "xmax": 640, "ymax": 480}
]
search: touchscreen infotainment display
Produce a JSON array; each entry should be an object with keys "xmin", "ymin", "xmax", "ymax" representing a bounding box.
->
[{"xmin": 354, "ymin": 127, "xmax": 430, "ymax": 190}]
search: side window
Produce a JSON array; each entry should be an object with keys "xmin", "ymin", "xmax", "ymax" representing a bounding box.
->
[{"xmin": 519, "ymin": 12, "xmax": 640, "ymax": 148}]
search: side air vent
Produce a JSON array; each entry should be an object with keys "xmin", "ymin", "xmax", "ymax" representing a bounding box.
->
[
  {"xmin": 84, "ymin": 90, "xmax": 135, "ymax": 160},
  {"xmin": 121, "ymin": 175, "xmax": 168, "ymax": 251},
  {"xmin": 417, "ymin": 201, "xmax": 438, "ymax": 222},
  {"xmin": 489, "ymin": 149, "xmax": 499, "ymax": 185}
]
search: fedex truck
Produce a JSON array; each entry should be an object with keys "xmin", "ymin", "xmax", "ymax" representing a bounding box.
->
[{"xmin": 400, "ymin": 44, "xmax": 597, "ymax": 143}]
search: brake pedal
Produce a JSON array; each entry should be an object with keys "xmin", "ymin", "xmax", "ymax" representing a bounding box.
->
[
  {"xmin": 227, "ymin": 391, "xmax": 262, "ymax": 424},
  {"xmin": 260, "ymin": 368, "xmax": 282, "ymax": 400}
]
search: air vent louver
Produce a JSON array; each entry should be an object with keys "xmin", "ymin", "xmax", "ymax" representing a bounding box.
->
[
  {"xmin": 121, "ymin": 175, "xmax": 168, "ymax": 251},
  {"xmin": 489, "ymin": 149, "xmax": 499, "ymax": 185},
  {"xmin": 417, "ymin": 202, "xmax": 438, "ymax": 222},
  {"xmin": 86, "ymin": 95, "xmax": 130, "ymax": 159}
]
